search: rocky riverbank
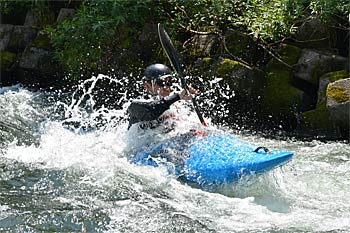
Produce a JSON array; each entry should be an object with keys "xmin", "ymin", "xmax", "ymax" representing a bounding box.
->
[{"xmin": 0, "ymin": 3, "xmax": 349, "ymax": 140}]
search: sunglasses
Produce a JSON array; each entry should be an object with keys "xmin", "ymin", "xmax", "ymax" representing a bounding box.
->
[{"xmin": 154, "ymin": 75, "xmax": 173, "ymax": 87}]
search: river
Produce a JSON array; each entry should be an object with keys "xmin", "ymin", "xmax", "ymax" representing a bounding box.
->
[{"xmin": 0, "ymin": 75, "xmax": 349, "ymax": 232}]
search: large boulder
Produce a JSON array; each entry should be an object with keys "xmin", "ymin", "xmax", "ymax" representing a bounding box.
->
[
  {"xmin": 15, "ymin": 30, "xmax": 65, "ymax": 88},
  {"xmin": 326, "ymin": 78, "xmax": 350, "ymax": 136},
  {"xmin": 19, "ymin": 47, "xmax": 49, "ymax": 70},
  {"xmin": 215, "ymin": 58, "xmax": 264, "ymax": 98},
  {"xmin": 0, "ymin": 50, "xmax": 16, "ymax": 71},
  {"xmin": 191, "ymin": 57, "xmax": 264, "ymax": 100},
  {"xmin": 190, "ymin": 33, "xmax": 220, "ymax": 57},
  {"xmin": 293, "ymin": 49, "xmax": 349, "ymax": 87},
  {"xmin": 258, "ymin": 44, "xmax": 305, "ymax": 127},
  {"xmin": 0, "ymin": 50, "xmax": 16, "ymax": 85},
  {"xmin": 0, "ymin": 24, "xmax": 14, "ymax": 51},
  {"xmin": 296, "ymin": 103, "xmax": 341, "ymax": 139},
  {"xmin": 261, "ymin": 68, "xmax": 304, "ymax": 119},
  {"xmin": 189, "ymin": 57, "xmax": 265, "ymax": 126},
  {"xmin": 295, "ymin": 71, "xmax": 348, "ymax": 140},
  {"xmin": 318, "ymin": 70, "xmax": 348, "ymax": 103},
  {"xmin": 24, "ymin": 10, "xmax": 38, "ymax": 27},
  {"xmin": 7, "ymin": 25, "xmax": 37, "ymax": 52},
  {"xmin": 268, "ymin": 43, "xmax": 302, "ymax": 69},
  {"xmin": 19, "ymin": 31, "xmax": 51, "ymax": 70}
]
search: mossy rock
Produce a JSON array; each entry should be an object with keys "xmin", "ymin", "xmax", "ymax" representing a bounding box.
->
[
  {"xmin": 191, "ymin": 57, "xmax": 214, "ymax": 78},
  {"xmin": 278, "ymin": 44, "xmax": 302, "ymax": 65},
  {"xmin": 326, "ymin": 78, "xmax": 350, "ymax": 135},
  {"xmin": 189, "ymin": 34, "xmax": 219, "ymax": 57},
  {"xmin": 261, "ymin": 69, "xmax": 303, "ymax": 117},
  {"xmin": 267, "ymin": 44, "xmax": 301, "ymax": 71},
  {"xmin": 32, "ymin": 31, "xmax": 51, "ymax": 49},
  {"xmin": 216, "ymin": 58, "xmax": 246, "ymax": 78},
  {"xmin": 214, "ymin": 58, "xmax": 265, "ymax": 99},
  {"xmin": 8, "ymin": 26, "xmax": 37, "ymax": 52},
  {"xmin": 262, "ymin": 44, "xmax": 303, "ymax": 118},
  {"xmin": 201, "ymin": 57, "xmax": 213, "ymax": 68},
  {"xmin": 318, "ymin": 70, "xmax": 348, "ymax": 103},
  {"xmin": 297, "ymin": 102, "xmax": 340, "ymax": 138},
  {"xmin": 0, "ymin": 50, "xmax": 16, "ymax": 71},
  {"xmin": 327, "ymin": 79, "xmax": 350, "ymax": 103},
  {"xmin": 301, "ymin": 102, "xmax": 333, "ymax": 128}
]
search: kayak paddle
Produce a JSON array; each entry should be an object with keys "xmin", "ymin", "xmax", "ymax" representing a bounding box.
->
[{"xmin": 157, "ymin": 23, "xmax": 207, "ymax": 126}]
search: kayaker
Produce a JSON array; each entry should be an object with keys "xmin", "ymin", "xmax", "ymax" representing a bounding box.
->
[{"xmin": 127, "ymin": 63, "xmax": 197, "ymax": 130}]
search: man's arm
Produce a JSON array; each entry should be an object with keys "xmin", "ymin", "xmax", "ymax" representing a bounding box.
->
[{"xmin": 127, "ymin": 93, "xmax": 180, "ymax": 127}]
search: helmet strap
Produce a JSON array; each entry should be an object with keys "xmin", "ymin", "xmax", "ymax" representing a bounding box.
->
[{"xmin": 151, "ymin": 80, "xmax": 156, "ymax": 94}]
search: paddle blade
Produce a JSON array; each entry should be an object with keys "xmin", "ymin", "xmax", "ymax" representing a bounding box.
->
[
  {"xmin": 157, "ymin": 23, "xmax": 185, "ymax": 79},
  {"xmin": 158, "ymin": 23, "xmax": 207, "ymax": 127}
]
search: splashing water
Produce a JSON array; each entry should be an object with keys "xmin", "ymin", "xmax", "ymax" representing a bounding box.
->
[{"xmin": 0, "ymin": 75, "xmax": 350, "ymax": 232}]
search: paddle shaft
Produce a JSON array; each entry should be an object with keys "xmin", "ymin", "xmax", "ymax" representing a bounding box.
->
[{"xmin": 158, "ymin": 24, "xmax": 207, "ymax": 126}]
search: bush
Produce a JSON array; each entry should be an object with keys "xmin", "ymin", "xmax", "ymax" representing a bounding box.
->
[
  {"xmin": 45, "ymin": 0, "xmax": 153, "ymax": 78},
  {"xmin": 45, "ymin": 0, "xmax": 349, "ymax": 79},
  {"xmin": 157, "ymin": 0, "xmax": 349, "ymax": 41}
]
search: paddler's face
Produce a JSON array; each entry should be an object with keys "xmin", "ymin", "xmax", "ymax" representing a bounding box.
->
[{"xmin": 145, "ymin": 75, "xmax": 173, "ymax": 97}]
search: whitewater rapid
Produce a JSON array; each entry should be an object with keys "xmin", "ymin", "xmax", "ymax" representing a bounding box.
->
[{"xmin": 1, "ymin": 78, "xmax": 349, "ymax": 232}]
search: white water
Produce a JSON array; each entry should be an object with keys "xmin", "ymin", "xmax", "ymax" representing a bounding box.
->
[{"xmin": 0, "ymin": 78, "xmax": 349, "ymax": 232}]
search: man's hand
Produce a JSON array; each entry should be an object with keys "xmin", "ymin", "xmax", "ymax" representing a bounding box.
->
[{"xmin": 179, "ymin": 86, "xmax": 198, "ymax": 100}]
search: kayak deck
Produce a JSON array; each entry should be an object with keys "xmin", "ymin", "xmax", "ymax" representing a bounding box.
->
[
  {"xmin": 130, "ymin": 133, "xmax": 294, "ymax": 185},
  {"xmin": 184, "ymin": 134, "xmax": 293, "ymax": 184}
]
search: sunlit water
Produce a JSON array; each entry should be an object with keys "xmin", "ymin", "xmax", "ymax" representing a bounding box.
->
[{"xmin": 1, "ymin": 76, "xmax": 349, "ymax": 232}]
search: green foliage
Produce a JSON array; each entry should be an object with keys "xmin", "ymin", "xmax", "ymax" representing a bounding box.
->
[
  {"xmin": 44, "ymin": 0, "xmax": 349, "ymax": 80},
  {"xmin": 157, "ymin": 0, "xmax": 349, "ymax": 41},
  {"xmin": 157, "ymin": 0, "xmax": 299, "ymax": 41},
  {"xmin": 31, "ymin": 1, "xmax": 56, "ymax": 28},
  {"xmin": 45, "ymin": 0, "xmax": 152, "ymax": 78},
  {"xmin": 0, "ymin": 1, "xmax": 31, "ymax": 15},
  {"xmin": 1, "ymin": 0, "xmax": 55, "ymax": 28},
  {"xmin": 307, "ymin": 0, "xmax": 349, "ymax": 20}
]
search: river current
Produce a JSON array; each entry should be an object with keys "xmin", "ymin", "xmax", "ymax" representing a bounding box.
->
[{"xmin": 0, "ymin": 75, "xmax": 349, "ymax": 232}]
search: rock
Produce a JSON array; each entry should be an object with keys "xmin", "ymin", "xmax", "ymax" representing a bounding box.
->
[
  {"xmin": 318, "ymin": 70, "xmax": 348, "ymax": 104},
  {"xmin": 14, "ymin": 29, "xmax": 65, "ymax": 88},
  {"xmin": 0, "ymin": 50, "xmax": 16, "ymax": 84},
  {"xmin": 259, "ymin": 44, "xmax": 305, "ymax": 123},
  {"xmin": 19, "ymin": 47, "xmax": 49, "ymax": 70},
  {"xmin": 19, "ymin": 30, "xmax": 51, "ymax": 70},
  {"xmin": 0, "ymin": 50, "xmax": 16, "ymax": 85},
  {"xmin": 0, "ymin": 24, "xmax": 14, "ymax": 51},
  {"xmin": 295, "ymin": 17, "xmax": 336, "ymax": 49},
  {"xmin": 267, "ymin": 44, "xmax": 302, "ymax": 71},
  {"xmin": 293, "ymin": 49, "xmax": 349, "ymax": 86},
  {"xmin": 192, "ymin": 57, "xmax": 216, "ymax": 78},
  {"xmin": 8, "ymin": 26, "xmax": 37, "ymax": 52},
  {"xmin": 193, "ymin": 57, "xmax": 264, "ymax": 98},
  {"xmin": 216, "ymin": 58, "xmax": 264, "ymax": 98},
  {"xmin": 56, "ymin": 8, "xmax": 76, "ymax": 23},
  {"xmin": 326, "ymin": 78, "xmax": 350, "ymax": 131},
  {"xmin": 0, "ymin": 50, "xmax": 16, "ymax": 71},
  {"xmin": 261, "ymin": 68, "xmax": 304, "ymax": 118},
  {"xmin": 191, "ymin": 33, "xmax": 219, "ymax": 57},
  {"xmin": 24, "ymin": 10, "xmax": 37, "ymax": 27},
  {"xmin": 222, "ymin": 29, "xmax": 257, "ymax": 63},
  {"xmin": 296, "ymin": 103, "xmax": 341, "ymax": 140}
]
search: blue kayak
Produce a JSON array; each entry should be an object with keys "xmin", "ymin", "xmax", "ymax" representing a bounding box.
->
[{"xmin": 130, "ymin": 133, "xmax": 293, "ymax": 185}]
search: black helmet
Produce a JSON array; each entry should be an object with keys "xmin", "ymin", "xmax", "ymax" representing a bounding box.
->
[{"xmin": 143, "ymin": 64, "xmax": 172, "ymax": 82}]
